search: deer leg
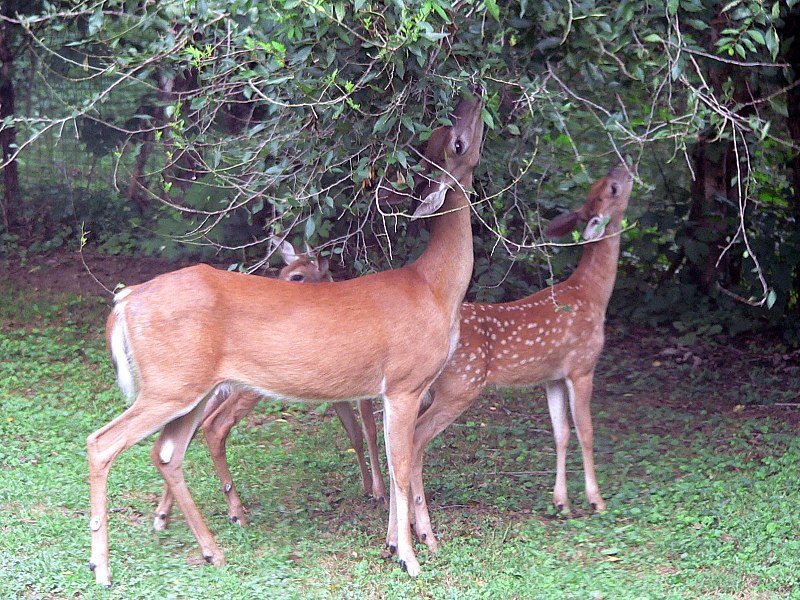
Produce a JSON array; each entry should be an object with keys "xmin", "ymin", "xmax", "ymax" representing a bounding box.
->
[
  {"xmin": 409, "ymin": 384, "xmax": 481, "ymax": 553},
  {"xmin": 152, "ymin": 487, "xmax": 175, "ymax": 532},
  {"xmin": 201, "ymin": 390, "xmax": 261, "ymax": 526},
  {"xmin": 546, "ymin": 380, "xmax": 571, "ymax": 513},
  {"xmin": 358, "ymin": 399, "xmax": 387, "ymax": 504},
  {"xmin": 332, "ymin": 401, "xmax": 372, "ymax": 497},
  {"xmin": 153, "ymin": 387, "xmax": 230, "ymax": 531},
  {"xmin": 567, "ymin": 375, "xmax": 605, "ymax": 511},
  {"xmin": 383, "ymin": 390, "xmax": 425, "ymax": 577},
  {"xmin": 151, "ymin": 400, "xmax": 225, "ymax": 567},
  {"xmin": 87, "ymin": 398, "xmax": 200, "ymax": 586}
]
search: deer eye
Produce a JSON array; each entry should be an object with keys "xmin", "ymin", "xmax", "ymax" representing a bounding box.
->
[
  {"xmin": 454, "ymin": 139, "xmax": 465, "ymax": 155},
  {"xmin": 611, "ymin": 183, "xmax": 619, "ymax": 196},
  {"xmin": 289, "ymin": 274, "xmax": 304, "ymax": 282}
]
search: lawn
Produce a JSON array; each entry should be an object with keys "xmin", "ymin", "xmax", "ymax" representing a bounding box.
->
[{"xmin": 1, "ymin": 259, "xmax": 799, "ymax": 599}]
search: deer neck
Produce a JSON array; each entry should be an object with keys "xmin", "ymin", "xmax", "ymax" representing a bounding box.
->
[
  {"xmin": 570, "ymin": 215, "xmax": 622, "ymax": 311},
  {"xmin": 411, "ymin": 186, "xmax": 474, "ymax": 313}
]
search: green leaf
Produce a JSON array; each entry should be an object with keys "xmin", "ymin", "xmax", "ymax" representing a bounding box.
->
[
  {"xmin": 481, "ymin": 108, "xmax": 495, "ymax": 130},
  {"xmin": 667, "ymin": 0, "xmax": 679, "ymax": 16},
  {"xmin": 766, "ymin": 289, "xmax": 777, "ymax": 309},
  {"xmin": 746, "ymin": 29, "xmax": 765, "ymax": 45},
  {"xmin": 765, "ymin": 27, "xmax": 779, "ymax": 59},
  {"xmin": 305, "ymin": 217, "xmax": 316, "ymax": 238},
  {"xmin": 643, "ymin": 33, "xmax": 663, "ymax": 43},
  {"xmin": 485, "ymin": 0, "xmax": 500, "ymax": 22}
]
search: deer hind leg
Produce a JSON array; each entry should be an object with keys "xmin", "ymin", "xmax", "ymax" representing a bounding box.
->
[
  {"xmin": 383, "ymin": 390, "xmax": 426, "ymax": 577},
  {"xmin": 409, "ymin": 385, "xmax": 481, "ymax": 553},
  {"xmin": 151, "ymin": 398, "xmax": 225, "ymax": 567},
  {"xmin": 200, "ymin": 390, "xmax": 261, "ymax": 527},
  {"xmin": 546, "ymin": 380, "xmax": 571, "ymax": 513},
  {"xmin": 87, "ymin": 398, "xmax": 198, "ymax": 586},
  {"xmin": 567, "ymin": 374, "xmax": 605, "ymax": 511},
  {"xmin": 153, "ymin": 387, "xmax": 231, "ymax": 532},
  {"xmin": 359, "ymin": 399, "xmax": 387, "ymax": 504},
  {"xmin": 332, "ymin": 401, "xmax": 372, "ymax": 497}
]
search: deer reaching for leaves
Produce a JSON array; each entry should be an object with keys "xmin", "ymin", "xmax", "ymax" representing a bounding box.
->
[
  {"xmin": 87, "ymin": 94, "xmax": 484, "ymax": 585},
  {"xmin": 399, "ymin": 164, "xmax": 634, "ymax": 552},
  {"xmin": 151, "ymin": 239, "xmax": 386, "ymax": 535}
]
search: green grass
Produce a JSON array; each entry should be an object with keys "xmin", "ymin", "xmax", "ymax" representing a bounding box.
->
[{"xmin": 1, "ymin": 283, "xmax": 799, "ymax": 599}]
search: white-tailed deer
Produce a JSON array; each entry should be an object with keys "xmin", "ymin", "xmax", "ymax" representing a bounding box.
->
[
  {"xmin": 151, "ymin": 240, "xmax": 386, "ymax": 534},
  {"xmin": 87, "ymin": 95, "xmax": 483, "ymax": 585},
  {"xmin": 400, "ymin": 164, "xmax": 634, "ymax": 552}
]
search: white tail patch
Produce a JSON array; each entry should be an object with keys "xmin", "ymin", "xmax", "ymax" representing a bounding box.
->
[
  {"xmin": 114, "ymin": 287, "xmax": 133, "ymax": 303},
  {"xmin": 109, "ymin": 304, "xmax": 137, "ymax": 403}
]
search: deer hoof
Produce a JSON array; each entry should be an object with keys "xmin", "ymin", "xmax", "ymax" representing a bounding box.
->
[
  {"xmin": 153, "ymin": 513, "xmax": 168, "ymax": 531},
  {"xmin": 204, "ymin": 554, "xmax": 215, "ymax": 564},
  {"xmin": 400, "ymin": 559, "xmax": 407, "ymax": 572},
  {"xmin": 88, "ymin": 561, "xmax": 96, "ymax": 572},
  {"xmin": 387, "ymin": 544, "xmax": 396, "ymax": 555},
  {"xmin": 229, "ymin": 515, "xmax": 239, "ymax": 524}
]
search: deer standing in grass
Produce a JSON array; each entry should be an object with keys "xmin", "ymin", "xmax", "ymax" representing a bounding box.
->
[
  {"xmin": 400, "ymin": 164, "xmax": 634, "ymax": 552},
  {"xmin": 151, "ymin": 165, "xmax": 633, "ymax": 553},
  {"xmin": 87, "ymin": 95, "xmax": 484, "ymax": 585},
  {"xmin": 151, "ymin": 240, "xmax": 386, "ymax": 534}
]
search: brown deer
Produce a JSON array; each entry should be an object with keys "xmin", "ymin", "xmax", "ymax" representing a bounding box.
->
[
  {"xmin": 151, "ymin": 166, "xmax": 633, "ymax": 553},
  {"xmin": 151, "ymin": 239, "xmax": 386, "ymax": 535},
  {"xmin": 401, "ymin": 164, "xmax": 634, "ymax": 552},
  {"xmin": 87, "ymin": 95, "xmax": 484, "ymax": 585}
]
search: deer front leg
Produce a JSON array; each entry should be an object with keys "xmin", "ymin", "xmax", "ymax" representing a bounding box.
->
[
  {"xmin": 567, "ymin": 374, "xmax": 605, "ymax": 511},
  {"xmin": 383, "ymin": 391, "xmax": 425, "ymax": 577},
  {"xmin": 407, "ymin": 382, "xmax": 481, "ymax": 552},
  {"xmin": 359, "ymin": 399, "xmax": 387, "ymax": 504},
  {"xmin": 202, "ymin": 391, "xmax": 261, "ymax": 526},
  {"xmin": 546, "ymin": 380, "xmax": 571, "ymax": 513},
  {"xmin": 332, "ymin": 401, "xmax": 372, "ymax": 497}
]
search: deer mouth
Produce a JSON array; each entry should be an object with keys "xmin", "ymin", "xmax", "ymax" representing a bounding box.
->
[{"xmin": 582, "ymin": 214, "xmax": 610, "ymax": 241}]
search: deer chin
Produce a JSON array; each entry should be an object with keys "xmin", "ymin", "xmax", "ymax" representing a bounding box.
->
[{"xmin": 582, "ymin": 214, "xmax": 608, "ymax": 241}]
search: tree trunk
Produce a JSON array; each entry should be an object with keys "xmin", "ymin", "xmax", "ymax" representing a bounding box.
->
[
  {"xmin": 685, "ymin": 7, "xmax": 755, "ymax": 293},
  {"xmin": 780, "ymin": 4, "xmax": 800, "ymax": 313},
  {"xmin": 0, "ymin": 16, "xmax": 19, "ymax": 234},
  {"xmin": 126, "ymin": 128, "xmax": 154, "ymax": 214}
]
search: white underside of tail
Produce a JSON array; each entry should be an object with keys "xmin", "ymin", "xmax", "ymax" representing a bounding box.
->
[{"xmin": 109, "ymin": 301, "xmax": 137, "ymax": 403}]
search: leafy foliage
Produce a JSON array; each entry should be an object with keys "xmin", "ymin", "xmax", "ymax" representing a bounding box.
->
[{"xmin": 0, "ymin": 0, "xmax": 798, "ymax": 340}]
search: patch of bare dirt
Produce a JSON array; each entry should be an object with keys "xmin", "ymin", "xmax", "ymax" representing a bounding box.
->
[{"xmin": 0, "ymin": 251, "xmax": 223, "ymax": 299}]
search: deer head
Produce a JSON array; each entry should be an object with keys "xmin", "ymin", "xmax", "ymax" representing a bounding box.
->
[
  {"xmin": 545, "ymin": 164, "xmax": 633, "ymax": 239},
  {"xmin": 273, "ymin": 238, "xmax": 331, "ymax": 283},
  {"xmin": 378, "ymin": 94, "xmax": 484, "ymax": 218}
]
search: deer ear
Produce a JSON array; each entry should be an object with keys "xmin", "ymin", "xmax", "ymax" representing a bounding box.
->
[
  {"xmin": 277, "ymin": 240, "xmax": 300, "ymax": 265},
  {"xmin": 545, "ymin": 211, "xmax": 580, "ymax": 238},
  {"xmin": 315, "ymin": 257, "xmax": 330, "ymax": 276}
]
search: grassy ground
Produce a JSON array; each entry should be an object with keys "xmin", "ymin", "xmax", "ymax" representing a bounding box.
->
[{"xmin": 1, "ymin": 273, "xmax": 799, "ymax": 599}]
